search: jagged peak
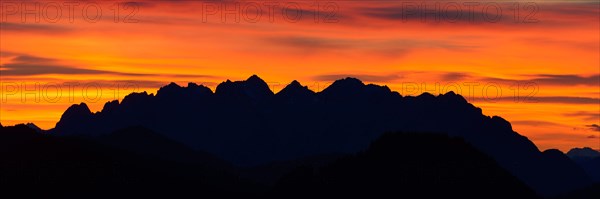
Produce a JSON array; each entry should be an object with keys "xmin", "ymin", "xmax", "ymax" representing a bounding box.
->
[
  {"xmin": 215, "ymin": 75, "xmax": 274, "ymax": 98},
  {"xmin": 187, "ymin": 82, "xmax": 213, "ymax": 94},
  {"xmin": 365, "ymin": 83, "xmax": 392, "ymax": 93},
  {"xmin": 567, "ymin": 147, "xmax": 600, "ymax": 157},
  {"xmin": 65, "ymin": 102, "xmax": 92, "ymax": 114},
  {"xmin": 123, "ymin": 91, "xmax": 151, "ymax": 99},
  {"xmin": 331, "ymin": 77, "xmax": 364, "ymax": 87},
  {"xmin": 215, "ymin": 80, "xmax": 234, "ymax": 94},
  {"xmin": 25, "ymin": 123, "xmax": 43, "ymax": 132},
  {"xmin": 445, "ymin": 91, "xmax": 458, "ymax": 95},
  {"xmin": 542, "ymin": 149, "xmax": 568, "ymax": 159},
  {"xmin": 417, "ymin": 92, "xmax": 436, "ymax": 98},
  {"xmin": 278, "ymin": 80, "xmax": 315, "ymax": 97},
  {"xmin": 121, "ymin": 91, "xmax": 153, "ymax": 105},
  {"xmin": 187, "ymin": 82, "xmax": 199, "ymax": 87},
  {"xmin": 490, "ymin": 116, "xmax": 513, "ymax": 131},
  {"xmin": 157, "ymin": 82, "xmax": 213, "ymax": 98},
  {"xmin": 165, "ymin": 82, "xmax": 181, "ymax": 88},
  {"xmin": 246, "ymin": 74, "xmax": 264, "ymax": 82},
  {"xmin": 439, "ymin": 91, "xmax": 468, "ymax": 103},
  {"xmin": 289, "ymin": 80, "xmax": 302, "ymax": 86},
  {"xmin": 245, "ymin": 75, "xmax": 271, "ymax": 90},
  {"xmin": 156, "ymin": 82, "xmax": 181, "ymax": 96},
  {"xmin": 320, "ymin": 77, "xmax": 365, "ymax": 94},
  {"xmin": 58, "ymin": 103, "xmax": 93, "ymax": 123},
  {"xmin": 282, "ymin": 80, "xmax": 307, "ymax": 90},
  {"xmin": 102, "ymin": 100, "xmax": 120, "ymax": 112}
]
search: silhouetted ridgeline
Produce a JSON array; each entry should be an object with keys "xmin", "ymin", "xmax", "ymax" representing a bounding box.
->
[
  {"xmin": 2, "ymin": 124, "xmax": 543, "ymax": 198},
  {"xmin": 0, "ymin": 124, "xmax": 259, "ymax": 198},
  {"xmin": 271, "ymin": 133, "xmax": 539, "ymax": 198},
  {"xmin": 49, "ymin": 75, "xmax": 591, "ymax": 196},
  {"xmin": 567, "ymin": 147, "xmax": 600, "ymax": 182}
]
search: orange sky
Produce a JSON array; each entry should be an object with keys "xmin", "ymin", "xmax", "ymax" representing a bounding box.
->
[{"xmin": 1, "ymin": 0, "xmax": 599, "ymax": 152}]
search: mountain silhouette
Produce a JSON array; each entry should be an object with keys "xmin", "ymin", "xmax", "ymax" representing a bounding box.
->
[
  {"xmin": 556, "ymin": 183, "xmax": 600, "ymax": 199},
  {"xmin": 2, "ymin": 124, "xmax": 546, "ymax": 198},
  {"xmin": 568, "ymin": 147, "xmax": 600, "ymax": 161},
  {"xmin": 51, "ymin": 75, "xmax": 592, "ymax": 196},
  {"xmin": 216, "ymin": 75, "xmax": 274, "ymax": 101},
  {"xmin": 0, "ymin": 124, "xmax": 256, "ymax": 198},
  {"xmin": 276, "ymin": 80, "xmax": 316, "ymax": 104},
  {"xmin": 97, "ymin": 126, "xmax": 232, "ymax": 170},
  {"xmin": 568, "ymin": 147, "xmax": 600, "ymax": 182},
  {"xmin": 25, "ymin": 123, "xmax": 43, "ymax": 133},
  {"xmin": 271, "ymin": 132, "xmax": 539, "ymax": 198}
]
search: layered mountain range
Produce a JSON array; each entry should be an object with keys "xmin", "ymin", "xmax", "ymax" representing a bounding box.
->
[{"xmin": 49, "ymin": 75, "xmax": 593, "ymax": 196}]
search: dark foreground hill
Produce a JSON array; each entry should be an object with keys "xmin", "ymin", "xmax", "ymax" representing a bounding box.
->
[
  {"xmin": 556, "ymin": 183, "xmax": 600, "ymax": 199},
  {"xmin": 1, "ymin": 124, "xmax": 539, "ymax": 198},
  {"xmin": 568, "ymin": 147, "xmax": 600, "ymax": 182},
  {"xmin": 271, "ymin": 133, "xmax": 539, "ymax": 199},
  {"xmin": 50, "ymin": 75, "xmax": 592, "ymax": 196},
  {"xmin": 0, "ymin": 124, "xmax": 258, "ymax": 198}
]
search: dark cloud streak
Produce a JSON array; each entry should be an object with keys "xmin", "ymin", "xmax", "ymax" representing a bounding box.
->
[
  {"xmin": 1, "ymin": 54, "xmax": 217, "ymax": 79},
  {"xmin": 480, "ymin": 74, "xmax": 599, "ymax": 86},
  {"xmin": 0, "ymin": 22, "xmax": 71, "ymax": 34},
  {"xmin": 473, "ymin": 96, "xmax": 599, "ymax": 104},
  {"xmin": 586, "ymin": 124, "xmax": 600, "ymax": 132},
  {"xmin": 313, "ymin": 73, "xmax": 402, "ymax": 82},
  {"xmin": 511, "ymin": 120, "xmax": 564, "ymax": 127},
  {"xmin": 267, "ymin": 36, "xmax": 478, "ymax": 56},
  {"xmin": 564, "ymin": 111, "xmax": 600, "ymax": 121},
  {"xmin": 1, "ymin": 63, "xmax": 152, "ymax": 76}
]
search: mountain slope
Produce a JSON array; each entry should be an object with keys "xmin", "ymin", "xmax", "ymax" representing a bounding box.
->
[
  {"xmin": 271, "ymin": 133, "xmax": 540, "ymax": 198},
  {"xmin": 568, "ymin": 147, "xmax": 600, "ymax": 182},
  {"xmin": 0, "ymin": 124, "xmax": 254, "ymax": 197},
  {"xmin": 51, "ymin": 75, "xmax": 592, "ymax": 196},
  {"xmin": 97, "ymin": 126, "xmax": 233, "ymax": 170}
]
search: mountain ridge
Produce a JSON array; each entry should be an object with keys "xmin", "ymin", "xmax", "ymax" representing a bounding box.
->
[{"xmin": 50, "ymin": 75, "xmax": 592, "ymax": 197}]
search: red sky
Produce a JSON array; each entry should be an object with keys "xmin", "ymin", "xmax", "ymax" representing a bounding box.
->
[{"xmin": 1, "ymin": 0, "xmax": 599, "ymax": 152}]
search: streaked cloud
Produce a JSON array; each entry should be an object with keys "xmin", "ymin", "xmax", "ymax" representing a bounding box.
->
[
  {"xmin": 512, "ymin": 120, "xmax": 564, "ymax": 127},
  {"xmin": 481, "ymin": 74, "xmax": 599, "ymax": 87},
  {"xmin": 359, "ymin": 1, "xmax": 599, "ymax": 27},
  {"xmin": 11, "ymin": 55, "xmax": 56, "ymax": 63},
  {"xmin": 0, "ymin": 22, "xmax": 71, "ymax": 34},
  {"xmin": 1, "ymin": 63, "xmax": 150, "ymax": 76},
  {"xmin": 520, "ymin": 37, "xmax": 599, "ymax": 51},
  {"xmin": 1, "ymin": 55, "xmax": 217, "ymax": 79},
  {"xmin": 1, "ymin": 55, "xmax": 148, "ymax": 76},
  {"xmin": 313, "ymin": 73, "xmax": 402, "ymax": 82},
  {"xmin": 475, "ymin": 96, "xmax": 599, "ymax": 104},
  {"xmin": 360, "ymin": 6, "xmax": 510, "ymax": 24},
  {"xmin": 564, "ymin": 111, "xmax": 600, "ymax": 121},
  {"xmin": 441, "ymin": 72, "xmax": 470, "ymax": 81},
  {"xmin": 267, "ymin": 36, "xmax": 478, "ymax": 56},
  {"xmin": 586, "ymin": 124, "xmax": 600, "ymax": 132},
  {"xmin": 525, "ymin": 74, "xmax": 599, "ymax": 86}
]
